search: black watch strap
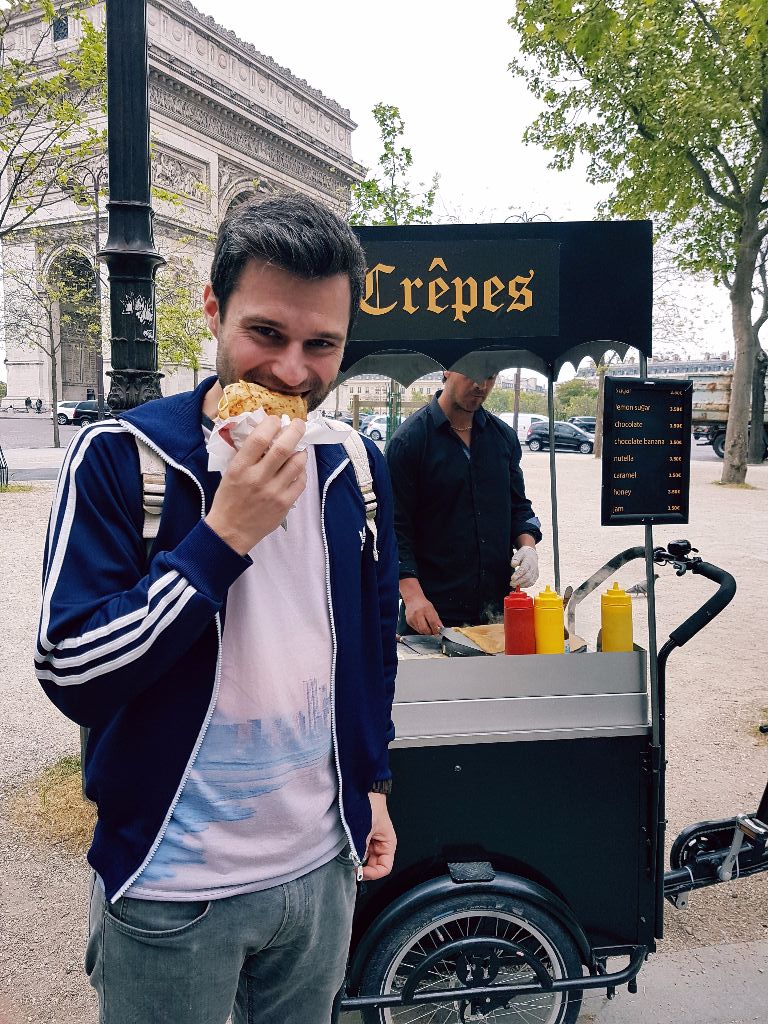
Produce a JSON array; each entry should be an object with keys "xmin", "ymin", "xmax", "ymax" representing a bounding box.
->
[{"xmin": 370, "ymin": 778, "xmax": 392, "ymax": 795}]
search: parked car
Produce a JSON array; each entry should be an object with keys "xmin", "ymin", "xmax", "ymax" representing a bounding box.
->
[
  {"xmin": 526, "ymin": 420, "xmax": 594, "ymax": 454},
  {"xmin": 53, "ymin": 400, "xmax": 80, "ymax": 425},
  {"xmin": 567, "ymin": 416, "xmax": 596, "ymax": 433},
  {"xmin": 362, "ymin": 414, "xmax": 391, "ymax": 441},
  {"xmin": 362, "ymin": 413, "xmax": 408, "ymax": 442},
  {"xmin": 497, "ymin": 412, "xmax": 548, "ymax": 438},
  {"xmin": 72, "ymin": 400, "xmax": 103, "ymax": 427}
]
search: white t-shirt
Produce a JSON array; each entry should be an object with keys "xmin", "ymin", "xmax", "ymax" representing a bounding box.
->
[{"xmin": 129, "ymin": 447, "xmax": 345, "ymax": 900}]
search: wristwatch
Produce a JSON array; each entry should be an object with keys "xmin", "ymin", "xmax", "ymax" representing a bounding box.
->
[{"xmin": 370, "ymin": 778, "xmax": 393, "ymax": 795}]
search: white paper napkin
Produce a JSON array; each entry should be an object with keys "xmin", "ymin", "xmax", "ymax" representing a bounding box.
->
[{"xmin": 206, "ymin": 408, "xmax": 352, "ymax": 473}]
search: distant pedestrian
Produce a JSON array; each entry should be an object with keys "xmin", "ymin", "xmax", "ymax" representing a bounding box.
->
[
  {"xmin": 25, "ymin": 397, "xmax": 32, "ymax": 414},
  {"xmin": 35, "ymin": 398, "xmax": 42, "ymax": 415}
]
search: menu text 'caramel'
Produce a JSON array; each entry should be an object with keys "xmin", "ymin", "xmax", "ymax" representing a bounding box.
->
[{"xmin": 601, "ymin": 378, "xmax": 693, "ymax": 526}]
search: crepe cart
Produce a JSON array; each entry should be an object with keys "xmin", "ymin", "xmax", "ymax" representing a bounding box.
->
[{"xmin": 335, "ymin": 222, "xmax": 766, "ymax": 1023}]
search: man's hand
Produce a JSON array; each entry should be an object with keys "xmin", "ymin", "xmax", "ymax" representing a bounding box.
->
[
  {"xmin": 400, "ymin": 577, "xmax": 443, "ymax": 636},
  {"xmin": 205, "ymin": 416, "xmax": 307, "ymax": 555},
  {"xmin": 363, "ymin": 793, "xmax": 396, "ymax": 881},
  {"xmin": 405, "ymin": 594, "xmax": 443, "ymax": 636},
  {"xmin": 510, "ymin": 546, "xmax": 539, "ymax": 589}
]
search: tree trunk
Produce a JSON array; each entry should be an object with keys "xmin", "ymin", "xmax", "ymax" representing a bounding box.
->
[
  {"xmin": 747, "ymin": 344, "xmax": 767, "ymax": 464},
  {"xmin": 50, "ymin": 341, "xmax": 61, "ymax": 450},
  {"xmin": 722, "ymin": 249, "xmax": 759, "ymax": 483}
]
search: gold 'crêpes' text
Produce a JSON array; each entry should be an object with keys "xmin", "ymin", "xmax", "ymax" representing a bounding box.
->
[{"xmin": 360, "ymin": 257, "xmax": 535, "ymax": 322}]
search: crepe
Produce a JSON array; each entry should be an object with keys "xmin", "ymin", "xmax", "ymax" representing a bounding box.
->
[
  {"xmin": 217, "ymin": 380, "xmax": 307, "ymax": 421},
  {"xmin": 453, "ymin": 624, "xmax": 587, "ymax": 654},
  {"xmin": 453, "ymin": 624, "xmax": 506, "ymax": 655}
]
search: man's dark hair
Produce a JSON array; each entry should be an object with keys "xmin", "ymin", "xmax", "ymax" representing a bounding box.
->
[{"xmin": 210, "ymin": 193, "xmax": 366, "ymax": 336}]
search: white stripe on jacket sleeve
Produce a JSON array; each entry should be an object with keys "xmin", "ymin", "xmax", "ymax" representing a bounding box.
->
[{"xmin": 36, "ymin": 421, "xmax": 198, "ymax": 688}]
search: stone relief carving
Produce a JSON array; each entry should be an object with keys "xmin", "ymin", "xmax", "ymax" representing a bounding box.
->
[
  {"xmin": 152, "ymin": 147, "xmax": 209, "ymax": 206},
  {"xmin": 150, "ymin": 85, "xmax": 348, "ymax": 198},
  {"xmin": 218, "ymin": 158, "xmax": 250, "ymax": 196}
]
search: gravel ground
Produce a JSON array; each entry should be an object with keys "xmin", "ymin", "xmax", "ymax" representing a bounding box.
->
[{"xmin": 0, "ymin": 456, "xmax": 766, "ymax": 1023}]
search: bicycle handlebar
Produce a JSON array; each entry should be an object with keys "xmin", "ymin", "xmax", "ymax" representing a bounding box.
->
[{"xmin": 668, "ymin": 561, "xmax": 737, "ymax": 648}]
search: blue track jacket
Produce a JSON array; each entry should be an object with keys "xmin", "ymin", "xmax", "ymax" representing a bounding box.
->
[{"xmin": 35, "ymin": 378, "xmax": 399, "ymax": 901}]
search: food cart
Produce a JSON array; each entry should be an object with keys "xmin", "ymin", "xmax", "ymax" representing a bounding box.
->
[{"xmin": 333, "ymin": 221, "xmax": 768, "ymax": 1023}]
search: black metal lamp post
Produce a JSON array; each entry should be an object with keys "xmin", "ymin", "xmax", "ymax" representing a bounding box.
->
[{"xmin": 100, "ymin": 0, "xmax": 164, "ymax": 412}]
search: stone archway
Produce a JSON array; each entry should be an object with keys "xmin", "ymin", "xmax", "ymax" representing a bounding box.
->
[
  {"xmin": 48, "ymin": 249, "xmax": 100, "ymax": 401},
  {"xmin": 223, "ymin": 178, "xmax": 280, "ymax": 220}
]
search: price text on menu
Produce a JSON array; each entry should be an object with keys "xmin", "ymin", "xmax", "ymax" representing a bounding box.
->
[{"xmin": 601, "ymin": 377, "xmax": 693, "ymax": 526}]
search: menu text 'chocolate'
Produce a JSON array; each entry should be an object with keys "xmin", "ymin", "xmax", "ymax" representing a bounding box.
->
[{"xmin": 601, "ymin": 377, "xmax": 692, "ymax": 526}]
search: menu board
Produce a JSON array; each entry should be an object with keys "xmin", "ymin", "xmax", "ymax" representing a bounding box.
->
[{"xmin": 601, "ymin": 377, "xmax": 693, "ymax": 526}]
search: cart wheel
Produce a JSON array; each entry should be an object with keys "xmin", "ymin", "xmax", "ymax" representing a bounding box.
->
[
  {"xmin": 528, "ymin": 439, "xmax": 542, "ymax": 452},
  {"xmin": 358, "ymin": 893, "xmax": 583, "ymax": 1024}
]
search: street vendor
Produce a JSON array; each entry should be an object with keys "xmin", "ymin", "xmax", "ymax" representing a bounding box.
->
[{"xmin": 387, "ymin": 369, "xmax": 542, "ymax": 635}]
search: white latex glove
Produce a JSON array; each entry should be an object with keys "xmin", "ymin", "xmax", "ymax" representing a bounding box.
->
[{"xmin": 510, "ymin": 546, "xmax": 539, "ymax": 589}]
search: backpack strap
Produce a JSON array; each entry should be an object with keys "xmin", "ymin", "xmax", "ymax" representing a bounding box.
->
[
  {"xmin": 134, "ymin": 436, "xmax": 166, "ymax": 544},
  {"xmin": 340, "ymin": 430, "xmax": 379, "ymax": 561}
]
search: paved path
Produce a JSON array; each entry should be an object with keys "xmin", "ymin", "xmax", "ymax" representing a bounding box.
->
[
  {"xmin": 578, "ymin": 940, "xmax": 768, "ymax": 1023},
  {"xmin": 340, "ymin": 940, "xmax": 768, "ymax": 1023},
  {"xmin": 1, "ymin": 446, "xmax": 67, "ymax": 481}
]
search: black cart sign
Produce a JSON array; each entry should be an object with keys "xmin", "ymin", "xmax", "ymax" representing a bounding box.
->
[
  {"xmin": 601, "ymin": 377, "xmax": 693, "ymax": 526},
  {"xmin": 357, "ymin": 239, "xmax": 560, "ymax": 340}
]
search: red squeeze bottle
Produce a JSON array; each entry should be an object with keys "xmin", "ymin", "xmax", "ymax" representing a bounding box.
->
[{"xmin": 504, "ymin": 587, "xmax": 536, "ymax": 655}]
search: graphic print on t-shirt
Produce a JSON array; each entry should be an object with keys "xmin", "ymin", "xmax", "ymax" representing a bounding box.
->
[{"xmin": 139, "ymin": 675, "xmax": 333, "ymax": 883}]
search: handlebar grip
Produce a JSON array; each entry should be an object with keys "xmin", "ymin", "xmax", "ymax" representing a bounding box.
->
[{"xmin": 668, "ymin": 561, "xmax": 737, "ymax": 648}]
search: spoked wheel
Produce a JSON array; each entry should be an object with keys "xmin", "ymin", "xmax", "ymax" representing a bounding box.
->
[
  {"xmin": 528, "ymin": 439, "xmax": 542, "ymax": 452},
  {"xmin": 359, "ymin": 894, "xmax": 583, "ymax": 1024}
]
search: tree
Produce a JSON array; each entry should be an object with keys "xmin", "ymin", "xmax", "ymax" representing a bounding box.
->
[
  {"xmin": 155, "ymin": 256, "xmax": 209, "ymax": 387},
  {"xmin": 349, "ymin": 103, "xmax": 439, "ymax": 226},
  {"xmin": 4, "ymin": 233, "xmax": 101, "ymax": 447},
  {"xmin": 749, "ymin": 236, "xmax": 768, "ymax": 462},
  {"xmin": 554, "ymin": 378, "xmax": 598, "ymax": 420},
  {"xmin": 0, "ymin": 1, "xmax": 106, "ymax": 238},
  {"xmin": 350, "ymin": 103, "xmax": 440, "ymax": 425},
  {"xmin": 485, "ymin": 387, "xmax": 548, "ymax": 416},
  {"xmin": 509, "ymin": 1, "xmax": 768, "ymax": 482}
]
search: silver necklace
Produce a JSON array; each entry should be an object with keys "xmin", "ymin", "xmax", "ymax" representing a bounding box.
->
[{"xmin": 450, "ymin": 422, "xmax": 472, "ymax": 432}]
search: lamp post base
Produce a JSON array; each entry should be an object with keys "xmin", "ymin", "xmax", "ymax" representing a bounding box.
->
[{"xmin": 107, "ymin": 368, "xmax": 164, "ymax": 412}]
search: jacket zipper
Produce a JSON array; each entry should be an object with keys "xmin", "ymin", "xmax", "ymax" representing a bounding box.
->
[
  {"xmin": 321, "ymin": 457, "xmax": 364, "ymax": 881},
  {"xmin": 112, "ymin": 424, "xmax": 224, "ymax": 900}
]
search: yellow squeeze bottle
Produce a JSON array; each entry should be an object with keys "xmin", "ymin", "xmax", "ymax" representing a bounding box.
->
[
  {"xmin": 534, "ymin": 586, "xmax": 565, "ymax": 654},
  {"xmin": 601, "ymin": 582, "xmax": 634, "ymax": 652}
]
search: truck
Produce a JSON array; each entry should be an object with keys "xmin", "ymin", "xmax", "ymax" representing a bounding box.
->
[{"xmin": 691, "ymin": 372, "xmax": 768, "ymax": 460}]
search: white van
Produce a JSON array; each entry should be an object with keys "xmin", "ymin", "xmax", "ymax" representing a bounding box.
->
[{"xmin": 496, "ymin": 412, "xmax": 547, "ymax": 439}]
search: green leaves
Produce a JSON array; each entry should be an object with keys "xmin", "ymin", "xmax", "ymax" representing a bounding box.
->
[
  {"xmin": 0, "ymin": 2, "xmax": 106, "ymax": 237},
  {"xmin": 509, "ymin": 0, "xmax": 767, "ymax": 276},
  {"xmin": 155, "ymin": 258, "xmax": 208, "ymax": 373},
  {"xmin": 349, "ymin": 102, "xmax": 439, "ymax": 226}
]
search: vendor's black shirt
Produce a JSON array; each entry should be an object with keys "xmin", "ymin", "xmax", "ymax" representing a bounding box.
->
[{"xmin": 386, "ymin": 393, "xmax": 542, "ymax": 626}]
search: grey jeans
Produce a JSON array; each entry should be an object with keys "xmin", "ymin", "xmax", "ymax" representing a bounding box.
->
[{"xmin": 86, "ymin": 851, "xmax": 357, "ymax": 1024}]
